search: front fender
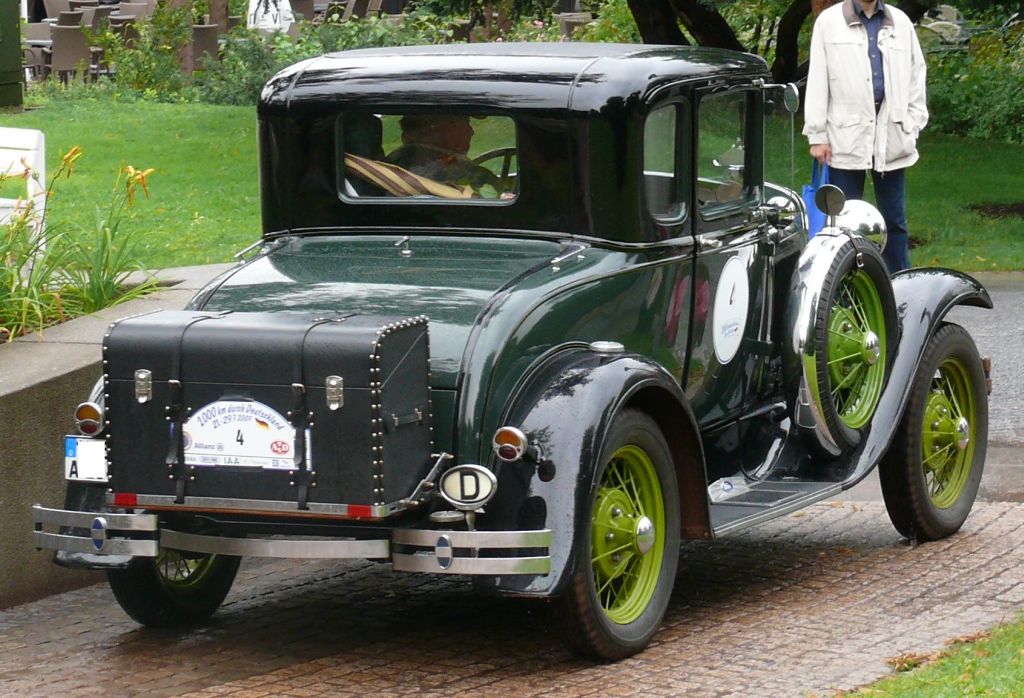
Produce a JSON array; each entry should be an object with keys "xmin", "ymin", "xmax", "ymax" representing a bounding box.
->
[
  {"xmin": 841, "ymin": 268, "xmax": 991, "ymax": 486},
  {"xmin": 478, "ymin": 346, "xmax": 706, "ymax": 597}
]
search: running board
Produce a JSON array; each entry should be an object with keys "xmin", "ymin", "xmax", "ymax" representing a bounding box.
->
[{"xmin": 710, "ymin": 481, "xmax": 842, "ymax": 537}]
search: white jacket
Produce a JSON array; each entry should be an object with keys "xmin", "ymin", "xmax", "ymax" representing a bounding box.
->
[{"xmin": 803, "ymin": 0, "xmax": 928, "ymax": 172}]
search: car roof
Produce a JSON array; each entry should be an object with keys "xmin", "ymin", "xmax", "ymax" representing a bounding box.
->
[{"xmin": 259, "ymin": 42, "xmax": 769, "ymax": 114}]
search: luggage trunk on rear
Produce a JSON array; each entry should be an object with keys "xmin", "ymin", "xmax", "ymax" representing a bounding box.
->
[{"xmin": 104, "ymin": 310, "xmax": 432, "ymax": 513}]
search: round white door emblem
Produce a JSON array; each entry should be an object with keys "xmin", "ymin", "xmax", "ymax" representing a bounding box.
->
[{"xmin": 712, "ymin": 255, "xmax": 749, "ymax": 365}]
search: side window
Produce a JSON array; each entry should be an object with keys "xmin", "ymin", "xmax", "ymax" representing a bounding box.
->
[
  {"xmin": 644, "ymin": 104, "xmax": 680, "ymax": 218},
  {"xmin": 697, "ymin": 91, "xmax": 749, "ymax": 210}
]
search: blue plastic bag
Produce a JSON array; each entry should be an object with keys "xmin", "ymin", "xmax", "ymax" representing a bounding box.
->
[{"xmin": 801, "ymin": 160, "xmax": 829, "ymax": 238}]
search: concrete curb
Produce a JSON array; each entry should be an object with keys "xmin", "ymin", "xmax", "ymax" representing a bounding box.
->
[{"xmin": 0, "ymin": 264, "xmax": 233, "ymax": 608}]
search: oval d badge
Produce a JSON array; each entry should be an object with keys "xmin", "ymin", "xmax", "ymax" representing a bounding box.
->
[
  {"xmin": 90, "ymin": 516, "xmax": 108, "ymax": 552},
  {"xmin": 439, "ymin": 464, "xmax": 497, "ymax": 511}
]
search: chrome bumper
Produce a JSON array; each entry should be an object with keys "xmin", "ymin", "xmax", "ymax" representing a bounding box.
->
[{"xmin": 32, "ymin": 504, "xmax": 552, "ymax": 575}]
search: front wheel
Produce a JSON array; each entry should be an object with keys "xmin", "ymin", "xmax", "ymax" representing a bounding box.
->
[
  {"xmin": 107, "ymin": 549, "xmax": 241, "ymax": 627},
  {"xmin": 879, "ymin": 323, "xmax": 988, "ymax": 541},
  {"xmin": 557, "ymin": 409, "xmax": 680, "ymax": 660}
]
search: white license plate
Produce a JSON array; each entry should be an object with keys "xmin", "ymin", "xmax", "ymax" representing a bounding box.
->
[
  {"xmin": 64, "ymin": 436, "xmax": 108, "ymax": 482},
  {"xmin": 182, "ymin": 399, "xmax": 302, "ymax": 471}
]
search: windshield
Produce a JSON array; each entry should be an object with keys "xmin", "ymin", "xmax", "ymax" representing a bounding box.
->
[{"xmin": 338, "ymin": 113, "xmax": 518, "ymax": 202}]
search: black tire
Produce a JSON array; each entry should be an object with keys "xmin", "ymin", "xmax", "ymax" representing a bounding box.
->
[
  {"xmin": 557, "ymin": 409, "xmax": 680, "ymax": 661},
  {"xmin": 879, "ymin": 323, "xmax": 988, "ymax": 541},
  {"xmin": 107, "ymin": 550, "xmax": 241, "ymax": 627},
  {"xmin": 807, "ymin": 236, "xmax": 897, "ymax": 457}
]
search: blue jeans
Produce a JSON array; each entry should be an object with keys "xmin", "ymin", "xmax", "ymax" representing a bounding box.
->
[{"xmin": 828, "ymin": 167, "xmax": 911, "ymax": 273}]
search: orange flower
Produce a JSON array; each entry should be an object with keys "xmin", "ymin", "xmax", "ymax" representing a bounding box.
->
[
  {"xmin": 122, "ymin": 165, "xmax": 156, "ymax": 205},
  {"xmin": 61, "ymin": 146, "xmax": 83, "ymax": 178}
]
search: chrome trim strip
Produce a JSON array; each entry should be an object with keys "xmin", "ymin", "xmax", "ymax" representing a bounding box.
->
[
  {"xmin": 712, "ymin": 483, "xmax": 842, "ymax": 537},
  {"xmin": 393, "ymin": 528, "xmax": 552, "ymax": 549},
  {"xmin": 391, "ymin": 553, "xmax": 551, "ymax": 575},
  {"xmin": 32, "ymin": 505, "xmax": 159, "ymax": 531},
  {"xmin": 33, "ymin": 531, "xmax": 159, "ymax": 557},
  {"xmin": 118, "ymin": 494, "xmax": 400, "ymax": 519},
  {"xmin": 159, "ymin": 529, "xmax": 390, "ymax": 559}
]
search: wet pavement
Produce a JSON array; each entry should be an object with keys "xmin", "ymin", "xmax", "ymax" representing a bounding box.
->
[{"xmin": 0, "ymin": 273, "xmax": 1021, "ymax": 697}]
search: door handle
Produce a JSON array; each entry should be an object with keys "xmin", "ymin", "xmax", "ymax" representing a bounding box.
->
[{"xmin": 698, "ymin": 235, "xmax": 724, "ymax": 251}]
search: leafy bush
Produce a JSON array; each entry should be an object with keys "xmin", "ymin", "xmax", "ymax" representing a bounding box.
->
[
  {"xmin": 1, "ymin": 148, "xmax": 157, "ymax": 341},
  {"xmin": 91, "ymin": 3, "xmax": 193, "ymax": 99},
  {"xmin": 924, "ymin": 19, "xmax": 1024, "ymax": 143},
  {"xmin": 575, "ymin": 0, "xmax": 640, "ymax": 44},
  {"xmin": 190, "ymin": 9, "xmax": 452, "ymax": 105}
]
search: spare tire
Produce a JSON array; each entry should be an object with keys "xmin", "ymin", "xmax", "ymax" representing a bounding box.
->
[{"xmin": 804, "ymin": 235, "xmax": 897, "ymax": 456}]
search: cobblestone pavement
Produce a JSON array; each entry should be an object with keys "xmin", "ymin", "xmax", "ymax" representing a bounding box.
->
[{"xmin": 3, "ymin": 500, "xmax": 1023, "ymax": 697}]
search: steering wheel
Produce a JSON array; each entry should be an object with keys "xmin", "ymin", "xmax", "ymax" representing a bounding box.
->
[{"xmin": 472, "ymin": 147, "xmax": 517, "ymax": 188}]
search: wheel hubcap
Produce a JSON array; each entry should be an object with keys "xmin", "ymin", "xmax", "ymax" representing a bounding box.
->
[
  {"xmin": 590, "ymin": 445, "xmax": 666, "ymax": 624},
  {"xmin": 156, "ymin": 549, "xmax": 216, "ymax": 589},
  {"xmin": 634, "ymin": 516, "xmax": 655, "ymax": 555},
  {"xmin": 826, "ymin": 269, "xmax": 887, "ymax": 429},
  {"xmin": 922, "ymin": 356, "xmax": 977, "ymax": 509}
]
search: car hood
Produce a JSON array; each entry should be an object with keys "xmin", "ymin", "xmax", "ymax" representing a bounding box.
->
[{"xmin": 197, "ymin": 235, "xmax": 566, "ymax": 389}]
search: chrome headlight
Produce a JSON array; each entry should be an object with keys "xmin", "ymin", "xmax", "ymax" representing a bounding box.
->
[{"xmin": 835, "ymin": 199, "xmax": 887, "ymax": 252}]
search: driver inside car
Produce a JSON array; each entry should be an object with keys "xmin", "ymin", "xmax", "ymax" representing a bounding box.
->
[{"xmin": 387, "ymin": 114, "xmax": 502, "ymax": 193}]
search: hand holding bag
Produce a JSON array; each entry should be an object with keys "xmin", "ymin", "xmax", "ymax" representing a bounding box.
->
[{"xmin": 802, "ymin": 160, "xmax": 829, "ymax": 238}]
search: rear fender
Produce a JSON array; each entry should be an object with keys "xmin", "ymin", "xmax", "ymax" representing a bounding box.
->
[{"xmin": 479, "ymin": 346, "xmax": 708, "ymax": 597}]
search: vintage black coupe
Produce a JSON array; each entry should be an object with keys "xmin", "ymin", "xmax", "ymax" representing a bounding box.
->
[{"xmin": 33, "ymin": 43, "xmax": 992, "ymax": 660}]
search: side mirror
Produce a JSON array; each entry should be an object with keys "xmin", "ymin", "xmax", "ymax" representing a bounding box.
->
[
  {"xmin": 814, "ymin": 184, "xmax": 846, "ymax": 224},
  {"xmin": 783, "ymin": 83, "xmax": 800, "ymax": 114}
]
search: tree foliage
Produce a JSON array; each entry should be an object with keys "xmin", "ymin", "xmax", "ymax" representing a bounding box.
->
[{"xmin": 623, "ymin": 0, "xmax": 939, "ymax": 82}]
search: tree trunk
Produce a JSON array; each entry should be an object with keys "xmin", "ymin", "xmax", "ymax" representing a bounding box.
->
[
  {"xmin": 208, "ymin": 0, "xmax": 230, "ymax": 32},
  {"xmin": 668, "ymin": 0, "xmax": 745, "ymax": 51},
  {"xmin": 896, "ymin": 0, "xmax": 933, "ymax": 24},
  {"xmin": 627, "ymin": 0, "xmax": 688, "ymax": 44},
  {"xmin": 771, "ymin": 0, "xmax": 813, "ymax": 82}
]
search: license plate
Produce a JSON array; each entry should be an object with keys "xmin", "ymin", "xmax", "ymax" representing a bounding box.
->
[
  {"xmin": 182, "ymin": 399, "xmax": 302, "ymax": 471},
  {"xmin": 64, "ymin": 436, "xmax": 108, "ymax": 482}
]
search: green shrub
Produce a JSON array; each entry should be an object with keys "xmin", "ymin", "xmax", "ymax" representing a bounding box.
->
[
  {"xmin": 1, "ymin": 148, "xmax": 157, "ymax": 341},
  {"xmin": 574, "ymin": 0, "xmax": 640, "ymax": 43},
  {"xmin": 925, "ymin": 19, "xmax": 1024, "ymax": 143},
  {"xmin": 91, "ymin": 3, "xmax": 193, "ymax": 99}
]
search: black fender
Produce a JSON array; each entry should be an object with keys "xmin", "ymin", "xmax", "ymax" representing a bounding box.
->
[
  {"xmin": 477, "ymin": 345, "xmax": 708, "ymax": 597},
  {"xmin": 840, "ymin": 268, "xmax": 991, "ymax": 487}
]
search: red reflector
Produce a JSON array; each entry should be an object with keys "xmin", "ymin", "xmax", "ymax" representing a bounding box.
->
[
  {"xmin": 113, "ymin": 493, "xmax": 138, "ymax": 507},
  {"xmin": 347, "ymin": 504, "xmax": 373, "ymax": 518},
  {"xmin": 497, "ymin": 445, "xmax": 519, "ymax": 461}
]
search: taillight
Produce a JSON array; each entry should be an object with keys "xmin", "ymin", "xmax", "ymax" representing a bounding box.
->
[
  {"xmin": 75, "ymin": 377, "xmax": 106, "ymax": 436},
  {"xmin": 75, "ymin": 401, "xmax": 104, "ymax": 435},
  {"xmin": 492, "ymin": 426, "xmax": 528, "ymax": 462}
]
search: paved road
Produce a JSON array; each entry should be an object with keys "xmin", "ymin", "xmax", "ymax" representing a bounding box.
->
[
  {"xmin": 2, "ymin": 501, "xmax": 1022, "ymax": 697},
  {"xmin": 0, "ymin": 273, "xmax": 1020, "ymax": 697}
]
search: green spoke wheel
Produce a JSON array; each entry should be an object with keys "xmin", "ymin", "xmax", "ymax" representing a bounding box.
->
[
  {"xmin": 879, "ymin": 324, "xmax": 988, "ymax": 541},
  {"xmin": 559, "ymin": 410, "xmax": 680, "ymax": 660},
  {"xmin": 804, "ymin": 237, "xmax": 896, "ymax": 457},
  {"xmin": 591, "ymin": 445, "xmax": 666, "ymax": 624},
  {"xmin": 108, "ymin": 548, "xmax": 241, "ymax": 627},
  {"xmin": 826, "ymin": 270, "xmax": 887, "ymax": 429}
]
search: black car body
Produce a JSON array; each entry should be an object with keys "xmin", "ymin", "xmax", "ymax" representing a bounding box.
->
[{"xmin": 33, "ymin": 43, "xmax": 992, "ymax": 659}]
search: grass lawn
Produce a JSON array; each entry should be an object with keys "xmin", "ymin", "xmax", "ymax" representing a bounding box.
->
[
  {"xmin": 0, "ymin": 99, "xmax": 260, "ymax": 269},
  {"xmin": 855, "ymin": 616, "xmax": 1024, "ymax": 695},
  {"xmin": 2, "ymin": 99, "xmax": 1023, "ymax": 271}
]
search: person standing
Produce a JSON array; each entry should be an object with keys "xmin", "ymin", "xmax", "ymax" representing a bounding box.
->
[{"xmin": 803, "ymin": 0, "xmax": 928, "ymax": 272}]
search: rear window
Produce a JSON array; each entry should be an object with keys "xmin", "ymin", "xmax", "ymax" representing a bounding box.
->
[{"xmin": 338, "ymin": 113, "xmax": 518, "ymax": 201}]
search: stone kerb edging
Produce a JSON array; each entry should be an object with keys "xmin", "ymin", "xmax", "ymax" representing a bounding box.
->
[{"xmin": 0, "ymin": 264, "xmax": 233, "ymax": 609}]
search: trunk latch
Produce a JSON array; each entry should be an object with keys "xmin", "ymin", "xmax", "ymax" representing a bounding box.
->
[
  {"xmin": 325, "ymin": 375, "xmax": 344, "ymax": 410},
  {"xmin": 134, "ymin": 369, "xmax": 152, "ymax": 403}
]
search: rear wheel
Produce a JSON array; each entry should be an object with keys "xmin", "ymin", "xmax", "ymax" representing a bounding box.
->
[
  {"xmin": 558, "ymin": 409, "xmax": 680, "ymax": 660},
  {"xmin": 879, "ymin": 324, "xmax": 988, "ymax": 541},
  {"xmin": 107, "ymin": 549, "xmax": 241, "ymax": 627}
]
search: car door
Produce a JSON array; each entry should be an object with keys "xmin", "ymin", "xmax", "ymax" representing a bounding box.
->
[{"xmin": 685, "ymin": 85, "xmax": 773, "ymax": 432}]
